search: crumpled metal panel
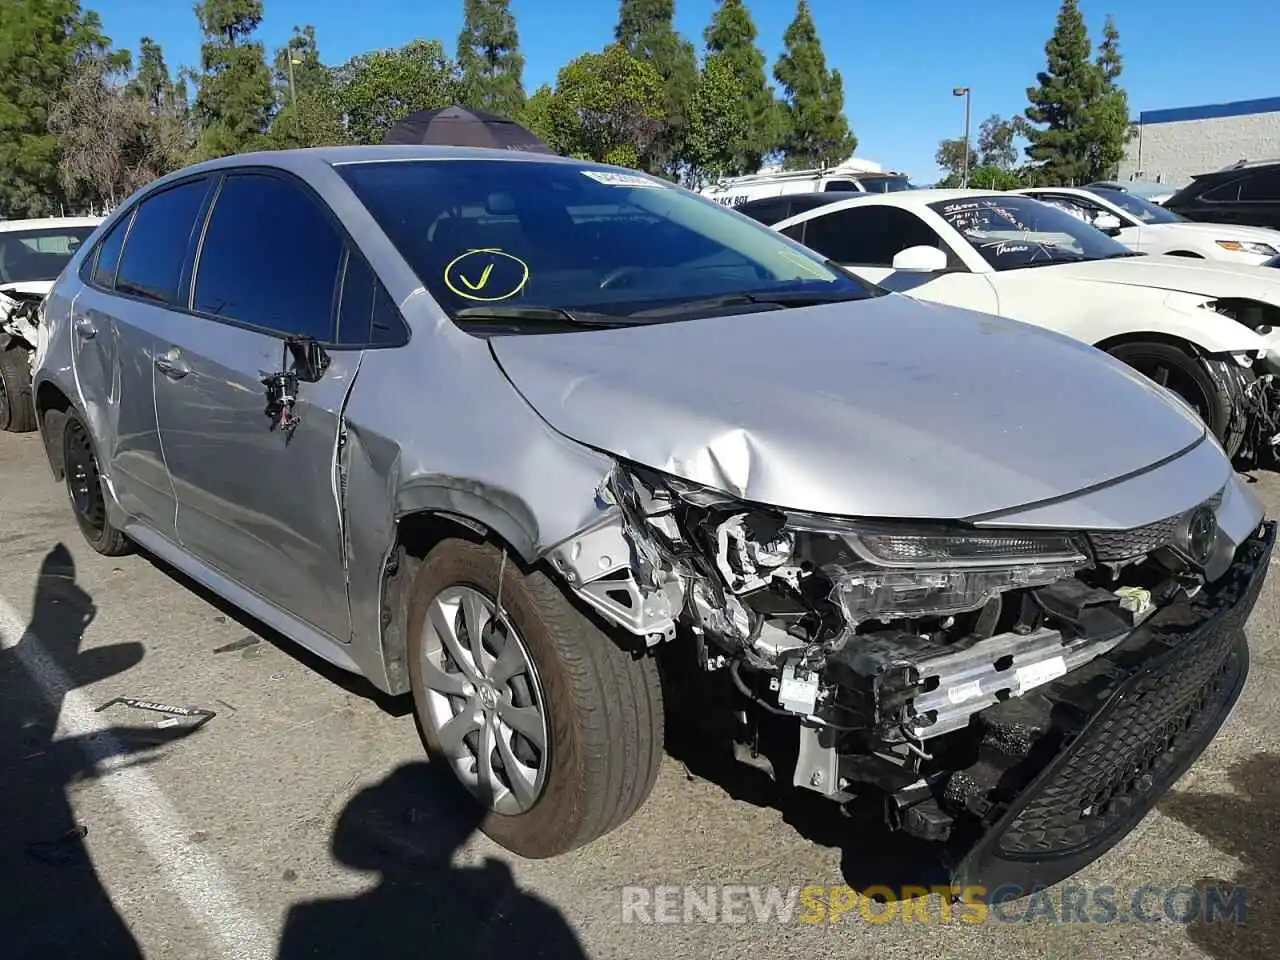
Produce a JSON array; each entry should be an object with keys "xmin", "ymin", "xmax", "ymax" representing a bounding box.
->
[{"xmin": 490, "ymin": 295, "xmax": 1207, "ymax": 520}]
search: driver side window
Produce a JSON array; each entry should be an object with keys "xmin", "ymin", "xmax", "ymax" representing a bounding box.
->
[
  {"xmin": 802, "ymin": 206, "xmax": 959, "ymax": 268},
  {"xmin": 1038, "ymin": 194, "xmax": 1108, "ymax": 226}
]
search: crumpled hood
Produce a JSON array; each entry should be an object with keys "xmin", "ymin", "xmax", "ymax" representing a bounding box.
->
[
  {"xmin": 1044, "ymin": 254, "xmax": 1280, "ymax": 306},
  {"xmin": 490, "ymin": 295, "xmax": 1207, "ymax": 520}
]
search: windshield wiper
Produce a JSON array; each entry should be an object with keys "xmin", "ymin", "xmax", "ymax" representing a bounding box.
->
[
  {"xmin": 626, "ymin": 288, "xmax": 870, "ymax": 319},
  {"xmin": 453, "ymin": 305, "xmax": 630, "ymax": 327}
]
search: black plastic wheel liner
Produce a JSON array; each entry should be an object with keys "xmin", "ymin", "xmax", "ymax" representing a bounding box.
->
[{"xmin": 950, "ymin": 521, "xmax": 1275, "ymax": 900}]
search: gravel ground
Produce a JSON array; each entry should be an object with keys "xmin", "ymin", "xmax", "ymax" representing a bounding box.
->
[{"xmin": 0, "ymin": 429, "xmax": 1276, "ymax": 960}]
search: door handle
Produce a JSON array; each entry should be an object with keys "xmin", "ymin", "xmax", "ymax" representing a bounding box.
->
[
  {"xmin": 73, "ymin": 316, "xmax": 97, "ymax": 340},
  {"xmin": 154, "ymin": 350, "xmax": 190, "ymax": 379}
]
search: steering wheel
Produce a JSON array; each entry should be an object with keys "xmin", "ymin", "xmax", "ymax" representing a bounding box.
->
[{"xmin": 598, "ymin": 265, "xmax": 645, "ymax": 290}]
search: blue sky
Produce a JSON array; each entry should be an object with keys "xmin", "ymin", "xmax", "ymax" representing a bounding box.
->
[{"xmin": 91, "ymin": 0, "xmax": 1280, "ymax": 181}]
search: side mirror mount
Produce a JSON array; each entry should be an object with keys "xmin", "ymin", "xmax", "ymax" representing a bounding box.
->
[
  {"xmin": 287, "ymin": 337, "xmax": 331, "ymax": 383},
  {"xmin": 1094, "ymin": 212, "xmax": 1123, "ymax": 235},
  {"xmin": 891, "ymin": 245, "xmax": 949, "ymax": 273}
]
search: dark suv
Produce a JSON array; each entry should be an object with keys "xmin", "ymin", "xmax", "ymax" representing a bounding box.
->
[{"xmin": 1164, "ymin": 159, "xmax": 1280, "ymax": 229}]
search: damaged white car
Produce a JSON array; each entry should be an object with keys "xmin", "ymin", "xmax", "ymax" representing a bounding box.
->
[
  {"xmin": 0, "ymin": 217, "xmax": 101, "ymax": 431},
  {"xmin": 743, "ymin": 190, "xmax": 1280, "ymax": 463},
  {"xmin": 33, "ymin": 149, "xmax": 1274, "ymax": 894}
]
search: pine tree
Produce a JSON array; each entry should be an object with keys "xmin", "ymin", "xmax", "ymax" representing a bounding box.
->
[
  {"xmin": 1084, "ymin": 14, "xmax": 1131, "ymax": 180},
  {"xmin": 1022, "ymin": 0, "xmax": 1102, "ymax": 184},
  {"xmin": 615, "ymin": 0, "xmax": 697, "ymax": 175},
  {"xmin": 457, "ymin": 0, "xmax": 526, "ymax": 118},
  {"xmin": 193, "ymin": 0, "xmax": 274, "ymax": 158},
  {"xmin": 773, "ymin": 0, "xmax": 855, "ymax": 169},
  {"xmin": 703, "ymin": 0, "xmax": 779, "ymax": 174}
]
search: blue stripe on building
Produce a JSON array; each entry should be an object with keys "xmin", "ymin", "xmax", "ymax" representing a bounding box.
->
[{"xmin": 1140, "ymin": 96, "xmax": 1280, "ymax": 125}]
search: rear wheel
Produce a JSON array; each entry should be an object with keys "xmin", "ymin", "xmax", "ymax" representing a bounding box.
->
[
  {"xmin": 407, "ymin": 538, "xmax": 664, "ymax": 858},
  {"xmin": 0, "ymin": 345, "xmax": 36, "ymax": 433},
  {"xmin": 61, "ymin": 412, "xmax": 130, "ymax": 556},
  {"xmin": 1107, "ymin": 341, "xmax": 1246, "ymax": 456}
]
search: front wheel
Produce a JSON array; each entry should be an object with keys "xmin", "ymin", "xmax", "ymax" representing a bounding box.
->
[
  {"xmin": 407, "ymin": 538, "xmax": 664, "ymax": 858},
  {"xmin": 1107, "ymin": 341, "xmax": 1247, "ymax": 457},
  {"xmin": 0, "ymin": 345, "xmax": 36, "ymax": 432}
]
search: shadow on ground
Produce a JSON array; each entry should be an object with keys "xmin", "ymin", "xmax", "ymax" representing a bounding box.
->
[
  {"xmin": 1159, "ymin": 752, "xmax": 1280, "ymax": 960},
  {"xmin": 0, "ymin": 545, "xmax": 199, "ymax": 959},
  {"xmin": 277, "ymin": 761, "xmax": 587, "ymax": 959}
]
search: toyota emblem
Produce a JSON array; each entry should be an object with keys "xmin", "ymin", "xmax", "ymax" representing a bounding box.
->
[{"xmin": 1185, "ymin": 506, "xmax": 1217, "ymax": 566}]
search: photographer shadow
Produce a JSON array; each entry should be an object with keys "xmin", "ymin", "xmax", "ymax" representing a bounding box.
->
[
  {"xmin": 277, "ymin": 761, "xmax": 587, "ymax": 960},
  {"xmin": 0, "ymin": 544, "xmax": 198, "ymax": 959}
]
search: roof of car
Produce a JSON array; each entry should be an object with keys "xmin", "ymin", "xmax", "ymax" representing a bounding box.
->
[
  {"xmin": 774, "ymin": 187, "xmax": 1014, "ymax": 219},
  {"xmin": 168, "ymin": 144, "xmax": 590, "ymax": 179},
  {"xmin": 0, "ymin": 216, "xmax": 103, "ymax": 233}
]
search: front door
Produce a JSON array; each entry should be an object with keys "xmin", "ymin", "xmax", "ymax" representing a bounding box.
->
[{"xmin": 152, "ymin": 169, "xmax": 360, "ymax": 644}]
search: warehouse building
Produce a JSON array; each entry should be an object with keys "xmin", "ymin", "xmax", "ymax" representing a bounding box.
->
[{"xmin": 1118, "ymin": 95, "xmax": 1280, "ymax": 187}]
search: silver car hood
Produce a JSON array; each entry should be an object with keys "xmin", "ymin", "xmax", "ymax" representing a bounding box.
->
[{"xmin": 490, "ymin": 295, "xmax": 1206, "ymax": 520}]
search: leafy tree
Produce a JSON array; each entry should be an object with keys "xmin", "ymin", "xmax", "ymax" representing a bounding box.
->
[
  {"xmin": 333, "ymin": 40, "xmax": 459, "ymax": 145},
  {"xmin": 192, "ymin": 0, "xmax": 274, "ymax": 158},
  {"xmin": 517, "ymin": 83, "xmax": 557, "ymax": 146},
  {"xmin": 456, "ymin": 0, "xmax": 525, "ymax": 117},
  {"xmin": 684, "ymin": 54, "xmax": 751, "ymax": 185},
  {"xmin": 977, "ymin": 114, "xmax": 1019, "ymax": 169},
  {"xmin": 126, "ymin": 37, "xmax": 195, "ymax": 165},
  {"xmin": 773, "ymin": 0, "xmax": 855, "ymax": 169},
  {"xmin": 934, "ymin": 137, "xmax": 978, "ymax": 184},
  {"xmin": 266, "ymin": 26, "xmax": 346, "ymax": 149},
  {"xmin": 0, "ymin": 1, "xmax": 125, "ymax": 216},
  {"xmin": 50, "ymin": 58, "xmax": 186, "ymax": 211},
  {"xmin": 544, "ymin": 44, "xmax": 665, "ymax": 168},
  {"xmin": 1082, "ymin": 15, "xmax": 1132, "ymax": 180},
  {"xmin": 615, "ymin": 0, "xmax": 697, "ymax": 174},
  {"xmin": 703, "ymin": 0, "xmax": 779, "ymax": 175}
]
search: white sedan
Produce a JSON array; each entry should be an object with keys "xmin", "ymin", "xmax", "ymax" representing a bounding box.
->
[
  {"xmin": 1014, "ymin": 185, "xmax": 1280, "ymax": 265},
  {"xmin": 738, "ymin": 189, "xmax": 1280, "ymax": 460}
]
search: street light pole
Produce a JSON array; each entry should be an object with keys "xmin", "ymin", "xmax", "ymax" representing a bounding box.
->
[
  {"xmin": 287, "ymin": 53, "xmax": 301, "ymax": 107},
  {"xmin": 953, "ymin": 86, "xmax": 971, "ymax": 187}
]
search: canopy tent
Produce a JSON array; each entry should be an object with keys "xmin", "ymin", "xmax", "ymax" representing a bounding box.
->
[{"xmin": 381, "ymin": 106, "xmax": 554, "ymax": 154}]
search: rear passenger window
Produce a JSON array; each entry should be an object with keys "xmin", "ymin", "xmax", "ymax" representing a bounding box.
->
[
  {"xmin": 115, "ymin": 179, "xmax": 209, "ymax": 304},
  {"xmin": 194, "ymin": 173, "xmax": 343, "ymax": 340},
  {"xmin": 91, "ymin": 213, "xmax": 132, "ymax": 288}
]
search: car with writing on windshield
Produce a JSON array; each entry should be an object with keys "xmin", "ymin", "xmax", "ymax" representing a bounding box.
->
[
  {"xmin": 31, "ymin": 147, "xmax": 1273, "ymax": 895},
  {"xmin": 1015, "ymin": 184, "xmax": 1280, "ymax": 265},
  {"xmin": 741, "ymin": 189, "xmax": 1280, "ymax": 463}
]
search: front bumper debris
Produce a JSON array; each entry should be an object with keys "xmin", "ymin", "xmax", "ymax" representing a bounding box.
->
[{"xmin": 947, "ymin": 520, "xmax": 1274, "ymax": 896}]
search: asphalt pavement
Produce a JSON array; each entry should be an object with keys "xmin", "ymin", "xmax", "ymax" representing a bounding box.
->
[{"xmin": 1, "ymin": 428, "xmax": 1277, "ymax": 960}]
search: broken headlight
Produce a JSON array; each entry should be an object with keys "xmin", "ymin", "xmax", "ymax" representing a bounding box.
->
[{"xmin": 782, "ymin": 516, "xmax": 1089, "ymax": 625}]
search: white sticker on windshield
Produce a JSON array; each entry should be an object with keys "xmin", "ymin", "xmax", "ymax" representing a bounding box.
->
[{"xmin": 581, "ymin": 170, "xmax": 667, "ymax": 188}]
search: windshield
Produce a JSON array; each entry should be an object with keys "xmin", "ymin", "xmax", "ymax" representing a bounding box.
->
[
  {"xmin": 928, "ymin": 195, "xmax": 1134, "ymax": 270},
  {"xmin": 0, "ymin": 225, "xmax": 96, "ymax": 286},
  {"xmin": 336, "ymin": 159, "xmax": 872, "ymax": 324},
  {"xmin": 1086, "ymin": 187, "xmax": 1184, "ymax": 224},
  {"xmin": 860, "ymin": 177, "xmax": 915, "ymax": 193}
]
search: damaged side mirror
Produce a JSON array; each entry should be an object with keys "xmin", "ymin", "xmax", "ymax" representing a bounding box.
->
[
  {"xmin": 286, "ymin": 337, "xmax": 330, "ymax": 384},
  {"xmin": 261, "ymin": 337, "xmax": 331, "ymax": 433}
]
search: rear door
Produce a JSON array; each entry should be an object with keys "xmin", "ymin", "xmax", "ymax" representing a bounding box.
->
[
  {"xmin": 70, "ymin": 176, "xmax": 214, "ymax": 541},
  {"xmin": 150, "ymin": 169, "xmax": 371, "ymax": 643}
]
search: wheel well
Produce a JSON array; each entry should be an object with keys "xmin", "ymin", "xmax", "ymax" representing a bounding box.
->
[
  {"xmin": 378, "ymin": 510, "xmax": 529, "ymax": 696},
  {"xmin": 34, "ymin": 382, "xmax": 73, "ymax": 478},
  {"xmin": 1093, "ymin": 331, "xmax": 1202, "ymax": 357}
]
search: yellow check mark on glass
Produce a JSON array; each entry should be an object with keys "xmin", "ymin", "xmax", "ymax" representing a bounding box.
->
[{"xmin": 458, "ymin": 262, "xmax": 494, "ymax": 291}]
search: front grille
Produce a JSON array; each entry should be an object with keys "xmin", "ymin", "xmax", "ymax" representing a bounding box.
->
[
  {"xmin": 950, "ymin": 521, "xmax": 1273, "ymax": 894},
  {"xmin": 1088, "ymin": 488, "xmax": 1225, "ymax": 562}
]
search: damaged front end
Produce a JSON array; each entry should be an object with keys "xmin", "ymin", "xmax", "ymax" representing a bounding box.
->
[
  {"xmin": 546, "ymin": 462, "xmax": 1274, "ymax": 891},
  {"xmin": 0, "ymin": 289, "xmax": 43, "ymax": 363}
]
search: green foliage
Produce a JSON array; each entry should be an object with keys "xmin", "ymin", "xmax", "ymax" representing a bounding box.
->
[
  {"xmin": 703, "ymin": 0, "xmax": 780, "ymax": 175},
  {"xmin": 1023, "ymin": 1, "xmax": 1132, "ymax": 184},
  {"xmin": 773, "ymin": 0, "xmax": 855, "ymax": 170},
  {"xmin": 684, "ymin": 53, "xmax": 752, "ymax": 185},
  {"xmin": 614, "ymin": 0, "xmax": 697, "ymax": 174},
  {"xmin": 333, "ymin": 40, "xmax": 459, "ymax": 145},
  {"xmin": 193, "ymin": 0, "xmax": 274, "ymax": 159},
  {"xmin": 0, "ymin": 0, "xmax": 122, "ymax": 216},
  {"xmin": 544, "ymin": 44, "xmax": 665, "ymax": 169},
  {"xmin": 935, "ymin": 137, "xmax": 977, "ymax": 183},
  {"xmin": 517, "ymin": 83, "xmax": 556, "ymax": 145},
  {"xmin": 265, "ymin": 25, "xmax": 345, "ymax": 149},
  {"xmin": 977, "ymin": 115, "xmax": 1019, "ymax": 169},
  {"xmin": 456, "ymin": 0, "xmax": 525, "ymax": 118},
  {"xmin": 938, "ymin": 165, "xmax": 1027, "ymax": 190}
]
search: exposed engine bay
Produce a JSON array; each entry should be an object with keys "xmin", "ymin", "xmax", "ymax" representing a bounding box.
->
[
  {"xmin": 0, "ymin": 289, "xmax": 43, "ymax": 368},
  {"xmin": 548, "ymin": 462, "xmax": 1236, "ymax": 848}
]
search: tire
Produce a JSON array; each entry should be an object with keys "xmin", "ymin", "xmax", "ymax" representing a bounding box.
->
[
  {"xmin": 1107, "ymin": 341, "xmax": 1246, "ymax": 457},
  {"xmin": 406, "ymin": 538, "xmax": 664, "ymax": 858},
  {"xmin": 61, "ymin": 411, "xmax": 130, "ymax": 556},
  {"xmin": 0, "ymin": 344, "xmax": 36, "ymax": 433}
]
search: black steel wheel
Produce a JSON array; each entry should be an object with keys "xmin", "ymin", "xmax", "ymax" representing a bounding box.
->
[{"xmin": 61, "ymin": 412, "xmax": 130, "ymax": 556}]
